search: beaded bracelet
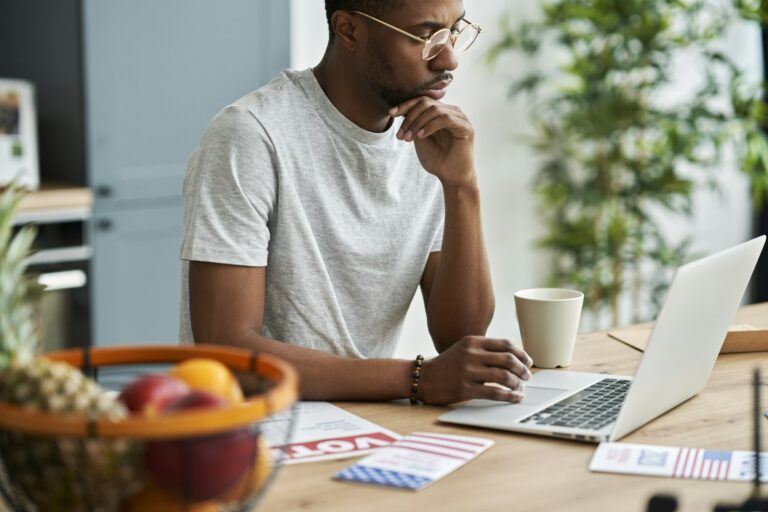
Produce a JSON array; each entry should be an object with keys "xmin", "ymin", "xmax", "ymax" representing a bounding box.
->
[{"xmin": 409, "ymin": 354, "xmax": 424, "ymax": 405}]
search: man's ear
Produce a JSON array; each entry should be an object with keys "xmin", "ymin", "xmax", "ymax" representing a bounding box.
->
[{"xmin": 331, "ymin": 11, "xmax": 363, "ymax": 52}]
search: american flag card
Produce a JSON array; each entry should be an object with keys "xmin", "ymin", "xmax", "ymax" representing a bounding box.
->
[
  {"xmin": 590, "ymin": 442, "xmax": 768, "ymax": 482},
  {"xmin": 334, "ymin": 432, "xmax": 494, "ymax": 490}
]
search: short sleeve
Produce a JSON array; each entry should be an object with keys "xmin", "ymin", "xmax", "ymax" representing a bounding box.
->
[
  {"xmin": 180, "ymin": 105, "xmax": 277, "ymax": 266},
  {"xmin": 430, "ymin": 231, "xmax": 444, "ymax": 253}
]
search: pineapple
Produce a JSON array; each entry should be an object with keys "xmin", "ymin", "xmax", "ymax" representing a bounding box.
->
[{"xmin": 0, "ymin": 182, "xmax": 140, "ymax": 511}]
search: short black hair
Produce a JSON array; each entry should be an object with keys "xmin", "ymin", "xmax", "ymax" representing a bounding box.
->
[{"xmin": 325, "ymin": 0, "xmax": 403, "ymax": 41}]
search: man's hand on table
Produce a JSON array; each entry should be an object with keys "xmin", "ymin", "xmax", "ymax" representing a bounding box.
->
[{"xmin": 417, "ymin": 336, "xmax": 533, "ymax": 405}]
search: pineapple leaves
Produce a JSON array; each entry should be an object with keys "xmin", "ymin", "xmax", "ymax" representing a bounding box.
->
[{"xmin": 0, "ymin": 182, "xmax": 41, "ymax": 365}]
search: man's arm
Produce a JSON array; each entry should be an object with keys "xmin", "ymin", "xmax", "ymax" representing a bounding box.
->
[
  {"xmin": 419, "ymin": 179, "xmax": 494, "ymax": 351},
  {"xmin": 190, "ymin": 261, "xmax": 412, "ymax": 400},
  {"xmin": 391, "ymin": 99, "xmax": 494, "ymax": 352},
  {"xmin": 189, "ymin": 261, "xmax": 529, "ymax": 404}
]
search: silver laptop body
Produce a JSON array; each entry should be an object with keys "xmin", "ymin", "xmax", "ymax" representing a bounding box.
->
[{"xmin": 439, "ymin": 236, "xmax": 766, "ymax": 443}]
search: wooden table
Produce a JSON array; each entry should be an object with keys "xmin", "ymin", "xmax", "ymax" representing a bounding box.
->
[
  {"xmin": 0, "ymin": 304, "xmax": 764, "ymax": 511},
  {"xmin": 258, "ymin": 302, "xmax": 768, "ymax": 512}
]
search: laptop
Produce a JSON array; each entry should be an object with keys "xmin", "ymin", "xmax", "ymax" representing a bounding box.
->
[{"xmin": 439, "ymin": 235, "xmax": 766, "ymax": 443}]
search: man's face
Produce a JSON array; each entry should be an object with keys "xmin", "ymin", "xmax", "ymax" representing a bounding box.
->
[{"xmin": 359, "ymin": 0, "xmax": 465, "ymax": 109}]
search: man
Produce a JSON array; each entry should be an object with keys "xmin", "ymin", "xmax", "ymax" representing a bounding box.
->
[{"xmin": 180, "ymin": 0, "xmax": 533, "ymax": 404}]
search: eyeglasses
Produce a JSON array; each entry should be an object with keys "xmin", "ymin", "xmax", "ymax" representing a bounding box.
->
[{"xmin": 351, "ymin": 11, "xmax": 482, "ymax": 61}]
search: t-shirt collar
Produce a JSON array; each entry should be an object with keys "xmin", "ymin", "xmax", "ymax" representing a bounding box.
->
[{"xmin": 299, "ymin": 68, "xmax": 401, "ymax": 146}]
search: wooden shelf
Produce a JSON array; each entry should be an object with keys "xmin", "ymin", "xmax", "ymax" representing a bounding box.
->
[{"xmin": 15, "ymin": 182, "xmax": 92, "ymax": 224}]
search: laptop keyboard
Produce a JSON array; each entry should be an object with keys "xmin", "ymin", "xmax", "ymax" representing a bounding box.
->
[{"xmin": 520, "ymin": 378, "xmax": 630, "ymax": 430}]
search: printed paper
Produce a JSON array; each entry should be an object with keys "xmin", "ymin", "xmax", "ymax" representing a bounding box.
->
[
  {"xmin": 335, "ymin": 432, "xmax": 494, "ymax": 490},
  {"xmin": 261, "ymin": 402, "xmax": 400, "ymax": 464},
  {"xmin": 590, "ymin": 442, "xmax": 768, "ymax": 482}
]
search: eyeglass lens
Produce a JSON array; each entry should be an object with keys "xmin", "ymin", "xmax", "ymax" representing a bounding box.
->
[
  {"xmin": 423, "ymin": 24, "xmax": 480, "ymax": 60},
  {"xmin": 454, "ymin": 25, "xmax": 479, "ymax": 52},
  {"xmin": 423, "ymin": 30, "xmax": 451, "ymax": 60}
]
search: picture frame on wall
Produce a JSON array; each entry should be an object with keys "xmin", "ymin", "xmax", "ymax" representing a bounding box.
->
[{"xmin": 0, "ymin": 78, "xmax": 39, "ymax": 190}]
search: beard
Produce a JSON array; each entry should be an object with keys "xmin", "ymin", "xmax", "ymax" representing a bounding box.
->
[{"xmin": 365, "ymin": 42, "xmax": 452, "ymax": 109}]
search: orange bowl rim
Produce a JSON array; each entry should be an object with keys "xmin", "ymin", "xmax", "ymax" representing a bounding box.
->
[{"xmin": 0, "ymin": 344, "xmax": 299, "ymax": 439}]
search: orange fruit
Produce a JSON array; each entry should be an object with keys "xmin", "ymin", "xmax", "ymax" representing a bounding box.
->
[
  {"xmin": 168, "ymin": 358, "xmax": 244, "ymax": 403},
  {"xmin": 122, "ymin": 482, "xmax": 219, "ymax": 512},
  {"xmin": 222, "ymin": 436, "xmax": 273, "ymax": 502}
]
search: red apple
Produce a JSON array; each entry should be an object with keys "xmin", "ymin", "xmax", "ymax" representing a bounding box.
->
[
  {"xmin": 145, "ymin": 390, "xmax": 257, "ymax": 502},
  {"xmin": 118, "ymin": 374, "xmax": 191, "ymax": 415},
  {"xmin": 161, "ymin": 389, "xmax": 226, "ymax": 412}
]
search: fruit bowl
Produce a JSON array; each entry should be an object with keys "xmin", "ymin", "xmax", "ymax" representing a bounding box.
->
[{"xmin": 0, "ymin": 344, "xmax": 299, "ymax": 512}]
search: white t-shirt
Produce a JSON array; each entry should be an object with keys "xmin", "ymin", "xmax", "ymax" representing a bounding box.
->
[{"xmin": 179, "ymin": 68, "xmax": 444, "ymax": 358}]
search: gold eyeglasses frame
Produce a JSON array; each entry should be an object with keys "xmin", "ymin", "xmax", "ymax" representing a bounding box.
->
[{"xmin": 350, "ymin": 10, "xmax": 482, "ymax": 61}]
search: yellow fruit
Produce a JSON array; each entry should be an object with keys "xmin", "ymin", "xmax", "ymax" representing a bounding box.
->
[
  {"xmin": 168, "ymin": 358, "xmax": 244, "ymax": 403},
  {"xmin": 122, "ymin": 483, "xmax": 219, "ymax": 512},
  {"xmin": 222, "ymin": 437, "xmax": 273, "ymax": 502}
]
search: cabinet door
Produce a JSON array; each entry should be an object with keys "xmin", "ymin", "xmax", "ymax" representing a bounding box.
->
[
  {"xmin": 82, "ymin": 0, "xmax": 290, "ymax": 204},
  {"xmin": 90, "ymin": 203, "xmax": 184, "ymax": 346}
]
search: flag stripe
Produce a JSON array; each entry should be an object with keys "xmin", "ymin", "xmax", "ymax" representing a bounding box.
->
[
  {"xmin": 703, "ymin": 459, "xmax": 712, "ymax": 480},
  {"xmin": 389, "ymin": 444, "xmax": 467, "ymax": 460},
  {"xmin": 692, "ymin": 449, "xmax": 704, "ymax": 478},
  {"xmin": 393, "ymin": 441, "xmax": 473, "ymax": 459},
  {"xmin": 405, "ymin": 436, "xmax": 479, "ymax": 453},
  {"xmin": 677, "ymin": 448, "xmax": 690, "ymax": 477},
  {"xmin": 686, "ymin": 449, "xmax": 700, "ymax": 478},
  {"xmin": 721, "ymin": 460, "xmax": 730, "ymax": 480},
  {"xmin": 672, "ymin": 448, "xmax": 685, "ymax": 477},
  {"xmin": 684, "ymin": 448, "xmax": 694, "ymax": 477},
  {"xmin": 411, "ymin": 432, "xmax": 489, "ymax": 447}
]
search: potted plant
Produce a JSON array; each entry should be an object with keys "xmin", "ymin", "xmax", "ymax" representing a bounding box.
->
[{"xmin": 489, "ymin": 0, "xmax": 768, "ymax": 327}]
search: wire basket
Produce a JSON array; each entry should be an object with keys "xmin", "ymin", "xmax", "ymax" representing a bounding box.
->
[{"xmin": 0, "ymin": 344, "xmax": 299, "ymax": 512}]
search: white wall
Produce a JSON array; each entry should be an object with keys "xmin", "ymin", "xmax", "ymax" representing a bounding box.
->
[{"xmin": 290, "ymin": 0, "xmax": 759, "ymax": 359}]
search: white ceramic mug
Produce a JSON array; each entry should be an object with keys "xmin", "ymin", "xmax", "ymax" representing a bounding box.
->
[{"xmin": 514, "ymin": 288, "xmax": 584, "ymax": 368}]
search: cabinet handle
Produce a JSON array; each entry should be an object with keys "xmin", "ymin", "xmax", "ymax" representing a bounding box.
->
[
  {"xmin": 96, "ymin": 185, "xmax": 112, "ymax": 198},
  {"xmin": 38, "ymin": 270, "xmax": 87, "ymax": 291},
  {"xmin": 96, "ymin": 219, "xmax": 113, "ymax": 231}
]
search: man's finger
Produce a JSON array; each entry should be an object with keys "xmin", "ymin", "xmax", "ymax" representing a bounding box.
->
[
  {"xmin": 397, "ymin": 103, "xmax": 439, "ymax": 140},
  {"xmin": 483, "ymin": 351, "xmax": 532, "ymax": 382},
  {"xmin": 471, "ymin": 366, "xmax": 526, "ymax": 391},
  {"xmin": 389, "ymin": 96, "xmax": 433, "ymax": 117},
  {"xmin": 482, "ymin": 338, "xmax": 534, "ymax": 367},
  {"xmin": 399, "ymin": 107, "xmax": 445, "ymax": 141},
  {"xmin": 470, "ymin": 382, "xmax": 525, "ymax": 403},
  {"xmin": 415, "ymin": 115, "xmax": 470, "ymax": 140}
]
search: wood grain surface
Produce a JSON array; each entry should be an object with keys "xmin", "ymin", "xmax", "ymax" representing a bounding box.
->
[
  {"xmin": 258, "ymin": 302, "xmax": 768, "ymax": 512},
  {"xmin": 17, "ymin": 183, "xmax": 92, "ymax": 213}
]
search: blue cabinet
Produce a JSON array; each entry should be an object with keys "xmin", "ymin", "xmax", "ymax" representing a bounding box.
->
[
  {"xmin": 82, "ymin": 0, "xmax": 290, "ymax": 345},
  {"xmin": 90, "ymin": 202, "xmax": 185, "ymax": 346}
]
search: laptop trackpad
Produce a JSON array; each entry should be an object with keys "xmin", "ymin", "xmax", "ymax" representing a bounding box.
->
[
  {"xmin": 467, "ymin": 386, "xmax": 568, "ymax": 408},
  {"xmin": 521, "ymin": 386, "xmax": 569, "ymax": 406}
]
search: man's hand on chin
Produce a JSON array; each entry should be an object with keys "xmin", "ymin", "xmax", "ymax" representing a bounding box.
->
[{"xmin": 389, "ymin": 96, "xmax": 476, "ymax": 189}]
